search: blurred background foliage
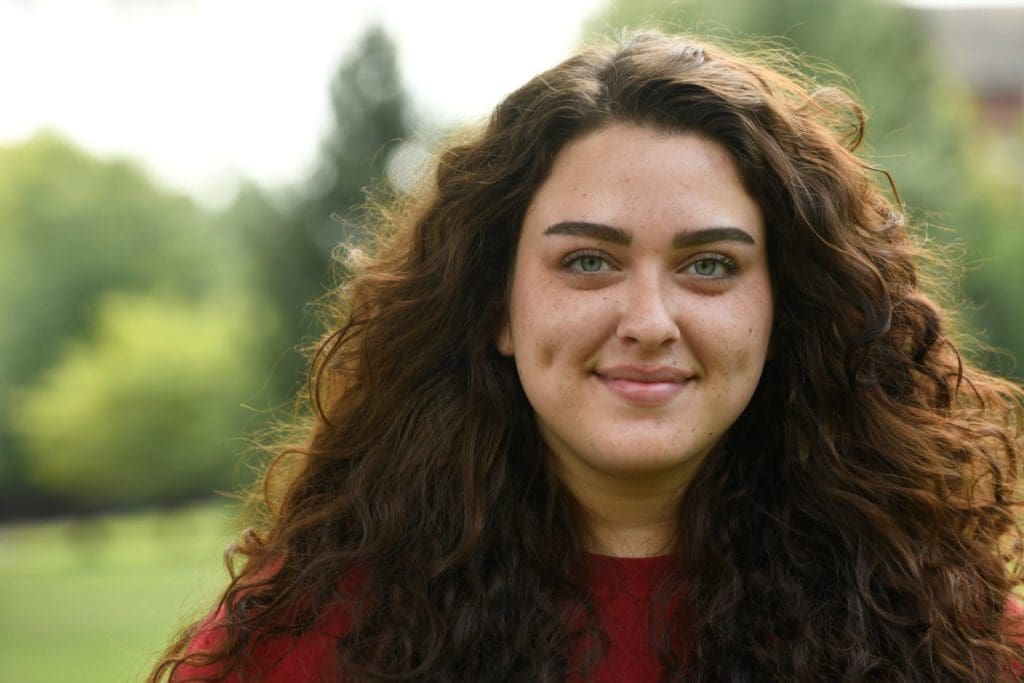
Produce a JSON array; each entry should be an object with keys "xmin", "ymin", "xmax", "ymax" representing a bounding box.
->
[
  {"xmin": 2, "ymin": 2, "xmax": 1022, "ymax": 681},
  {"xmin": 0, "ymin": 25, "xmax": 410, "ymax": 518},
  {"xmin": 13, "ymin": 291, "xmax": 267, "ymax": 508}
]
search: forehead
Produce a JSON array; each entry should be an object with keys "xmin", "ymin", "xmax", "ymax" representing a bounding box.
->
[{"xmin": 522, "ymin": 124, "xmax": 765, "ymax": 243}]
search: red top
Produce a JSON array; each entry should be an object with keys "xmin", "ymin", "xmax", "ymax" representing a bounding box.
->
[
  {"xmin": 576, "ymin": 553, "xmax": 674, "ymax": 682},
  {"xmin": 174, "ymin": 554, "xmax": 672, "ymax": 682},
  {"xmin": 174, "ymin": 555, "xmax": 1024, "ymax": 681}
]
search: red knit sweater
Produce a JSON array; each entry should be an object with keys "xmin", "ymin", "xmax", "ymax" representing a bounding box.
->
[{"xmin": 173, "ymin": 554, "xmax": 671, "ymax": 682}]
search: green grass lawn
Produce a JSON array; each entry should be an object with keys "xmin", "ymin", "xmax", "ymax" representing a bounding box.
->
[{"xmin": 0, "ymin": 501, "xmax": 240, "ymax": 683}]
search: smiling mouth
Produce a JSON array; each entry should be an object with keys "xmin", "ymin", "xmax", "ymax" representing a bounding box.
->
[{"xmin": 593, "ymin": 365, "xmax": 694, "ymax": 406}]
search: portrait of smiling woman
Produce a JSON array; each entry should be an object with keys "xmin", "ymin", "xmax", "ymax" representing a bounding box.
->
[
  {"xmin": 153, "ymin": 30, "xmax": 1024, "ymax": 682},
  {"xmin": 499, "ymin": 127, "xmax": 774, "ymax": 558}
]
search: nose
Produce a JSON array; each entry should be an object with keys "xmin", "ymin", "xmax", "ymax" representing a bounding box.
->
[{"xmin": 616, "ymin": 274, "xmax": 681, "ymax": 351}]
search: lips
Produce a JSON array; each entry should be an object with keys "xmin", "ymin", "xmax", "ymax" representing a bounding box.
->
[{"xmin": 593, "ymin": 365, "xmax": 694, "ymax": 406}]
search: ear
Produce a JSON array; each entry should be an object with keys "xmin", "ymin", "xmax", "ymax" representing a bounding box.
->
[{"xmin": 496, "ymin": 320, "xmax": 514, "ymax": 357}]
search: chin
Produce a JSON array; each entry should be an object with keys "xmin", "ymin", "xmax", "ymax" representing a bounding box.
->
[{"xmin": 592, "ymin": 447, "xmax": 707, "ymax": 480}]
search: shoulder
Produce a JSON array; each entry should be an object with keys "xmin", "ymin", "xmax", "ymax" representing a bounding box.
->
[
  {"xmin": 1005, "ymin": 595, "xmax": 1024, "ymax": 680},
  {"xmin": 171, "ymin": 601, "xmax": 353, "ymax": 682}
]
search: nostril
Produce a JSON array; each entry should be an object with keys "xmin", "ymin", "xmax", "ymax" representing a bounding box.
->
[
  {"xmin": 617, "ymin": 303, "xmax": 680, "ymax": 349},
  {"xmin": 617, "ymin": 321, "xmax": 681, "ymax": 350}
]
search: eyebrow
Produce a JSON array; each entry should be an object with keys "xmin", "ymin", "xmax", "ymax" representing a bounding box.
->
[
  {"xmin": 544, "ymin": 221, "xmax": 631, "ymax": 245},
  {"xmin": 673, "ymin": 226, "xmax": 755, "ymax": 248},
  {"xmin": 543, "ymin": 221, "xmax": 756, "ymax": 247}
]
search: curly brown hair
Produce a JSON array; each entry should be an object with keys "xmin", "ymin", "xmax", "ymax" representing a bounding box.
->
[{"xmin": 152, "ymin": 30, "xmax": 1024, "ymax": 681}]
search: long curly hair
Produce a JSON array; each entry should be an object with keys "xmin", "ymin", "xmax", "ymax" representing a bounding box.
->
[{"xmin": 153, "ymin": 31, "xmax": 1024, "ymax": 681}]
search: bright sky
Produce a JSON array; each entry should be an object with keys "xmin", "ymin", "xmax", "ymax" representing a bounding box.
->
[
  {"xmin": 0, "ymin": 0, "xmax": 607, "ymax": 206},
  {"xmin": 0, "ymin": 0, "xmax": 1019, "ymax": 207}
]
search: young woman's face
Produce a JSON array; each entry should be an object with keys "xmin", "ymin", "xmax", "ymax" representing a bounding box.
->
[{"xmin": 499, "ymin": 124, "xmax": 773, "ymax": 495}]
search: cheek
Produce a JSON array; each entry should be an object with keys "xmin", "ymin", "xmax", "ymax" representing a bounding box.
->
[
  {"xmin": 512, "ymin": 284, "xmax": 610, "ymax": 363},
  {"xmin": 509, "ymin": 278, "xmax": 566, "ymax": 364},
  {"xmin": 702, "ymin": 294, "xmax": 773, "ymax": 375},
  {"xmin": 736, "ymin": 285, "xmax": 774, "ymax": 354}
]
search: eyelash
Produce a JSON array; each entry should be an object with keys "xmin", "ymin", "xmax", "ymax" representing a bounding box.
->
[
  {"xmin": 561, "ymin": 249, "xmax": 611, "ymax": 273},
  {"xmin": 560, "ymin": 249, "xmax": 739, "ymax": 279},
  {"xmin": 684, "ymin": 252, "xmax": 738, "ymax": 279}
]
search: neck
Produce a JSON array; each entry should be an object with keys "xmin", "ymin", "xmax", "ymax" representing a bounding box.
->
[{"xmin": 561, "ymin": 467, "xmax": 688, "ymax": 558}]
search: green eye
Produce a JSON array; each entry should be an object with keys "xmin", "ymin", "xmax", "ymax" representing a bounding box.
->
[
  {"xmin": 692, "ymin": 259, "xmax": 721, "ymax": 277},
  {"xmin": 563, "ymin": 251, "xmax": 610, "ymax": 273},
  {"xmin": 686, "ymin": 255, "xmax": 737, "ymax": 279}
]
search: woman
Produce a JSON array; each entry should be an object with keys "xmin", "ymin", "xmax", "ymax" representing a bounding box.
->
[{"xmin": 153, "ymin": 31, "xmax": 1024, "ymax": 681}]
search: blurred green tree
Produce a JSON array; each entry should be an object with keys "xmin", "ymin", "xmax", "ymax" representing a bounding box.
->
[
  {"xmin": 586, "ymin": 0, "xmax": 1024, "ymax": 374},
  {"xmin": 12, "ymin": 292, "xmax": 268, "ymax": 509},
  {"xmin": 225, "ymin": 24, "xmax": 412, "ymax": 401},
  {"xmin": 0, "ymin": 132, "xmax": 230, "ymax": 388},
  {"xmin": 0, "ymin": 23, "xmax": 414, "ymax": 516},
  {"xmin": 0, "ymin": 132, "xmax": 244, "ymax": 516},
  {"xmin": 309, "ymin": 22, "xmax": 410, "ymax": 254}
]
